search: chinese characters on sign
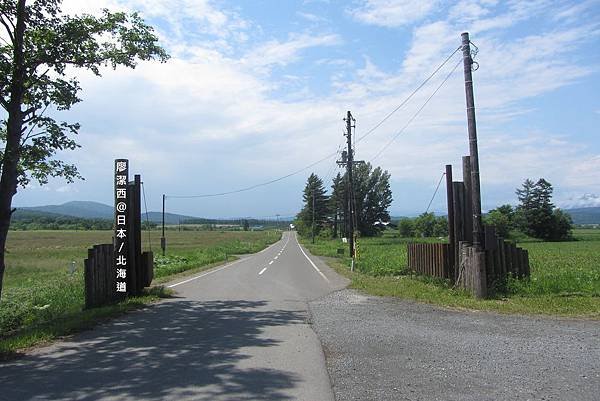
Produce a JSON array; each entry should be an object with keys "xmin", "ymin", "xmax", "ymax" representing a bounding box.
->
[{"xmin": 115, "ymin": 159, "xmax": 129, "ymax": 294}]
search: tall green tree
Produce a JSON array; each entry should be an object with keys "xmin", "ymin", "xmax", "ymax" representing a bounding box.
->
[
  {"xmin": 329, "ymin": 172, "xmax": 345, "ymax": 238},
  {"xmin": 0, "ymin": 0, "xmax": 168, "ymax": 298},
  {"xmin": 515, "ymin": 178, "xmax": 572, "ymax": 240},
  {"xmin": 352, "ymin": 162, "xmax": 393, "ymax": 236},
  {"xmin": 514, "ymin": 178, "xmax": 535, "ymax": 235},
  {"xmin": 297, "ymin": 173, "xmax": 329, "ymax": 236}
]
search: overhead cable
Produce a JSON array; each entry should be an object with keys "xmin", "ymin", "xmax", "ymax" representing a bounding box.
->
[
  {"xmin": 369, "ymin": 58, "xmax": 463, "ymax": 163},
  {"xmin": 357, "ymin": 45, "xmax": 462, "ymax": 143}
]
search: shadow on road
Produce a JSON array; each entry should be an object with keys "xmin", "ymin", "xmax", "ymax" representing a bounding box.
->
[{"xmin": 1, "ymin": 300, "xmax": 305, "ymax": 401}]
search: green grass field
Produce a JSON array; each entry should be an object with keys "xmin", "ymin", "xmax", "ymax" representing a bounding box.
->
[
  {"xmin": 0, "ymin": 229, "xmax": 280, "ymax": 355},
  {"xmin": 303, "ymin": 229, "xmax": 600, "ymax": 317}
]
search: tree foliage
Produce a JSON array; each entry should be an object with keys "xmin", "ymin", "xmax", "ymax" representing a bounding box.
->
[
  {"xmin": 296, "ymin": 173, "xmax": 329, "ymax": 236},
  {"xmin": 0, "ymin": 1, "xmax": 168, "ymax": 186},
  {"xmin": 329, "ymin": 172, "xmax": 345, "ymax": 238},
  {"xmin": 515, "ymin": 178, "xmax": 572, "ymax": 240},
  {"xmin": 484, "ymin": 204, "xmax": 515, "ymax": 238},
  {"xmin": 352, "ymin": 162, "xmax": 393, "ymax": 236},
  {"xmin": 398, "ymin": 218, "xmax": 414, "ymax": 237},
  {"xmin": 0, "ymin": 0, "xmax": 168, "ymax": 298}
]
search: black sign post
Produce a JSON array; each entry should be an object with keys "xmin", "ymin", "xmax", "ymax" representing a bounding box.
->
[{"xmin": 114, "ymin": 159, "xmax": 129, "ymax": 296}]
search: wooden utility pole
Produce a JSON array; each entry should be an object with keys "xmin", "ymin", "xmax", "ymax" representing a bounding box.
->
[
  {"xmin": 461, "ymin": 32, "xmax": 484, "ymax": 249},
  {"xmin": 345, "ymin": 111, "xmax": 355, "ymax": 258},
  {"xmin": 461, "ymin": 32, "xmax": 486, "ymax": 298},
  {"xmin": 312, "ymin": 191, "xmax": 316, "ymax": 244},
  {"xmin": 161, "ymin": 194, "xmax": 166, "ymax": 256}
]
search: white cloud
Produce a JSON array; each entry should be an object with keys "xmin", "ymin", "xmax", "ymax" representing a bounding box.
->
[
  {"xmin": 61, "ymin": 0, "xmax": 250, "ymax": 43},
  {"xmin": 15, "ymin": 0, "xmax": 600, "ymax": 215},
  {"xmin": 559, "ymin": 193, "xmax": 600, "ymax": 209},
  {"xmin": 349, "ymin": 0, "xmax": 440, "ymax": 28},
  {"xmin": 297, "ymin": 12, "xmax": 328, "ymax": 23},
  {"xmin": 56, "ymin": 185, "xmax": 79, "ymax": 193},
  {"xmin": 241, "ymin": 33, "xmax": 341, "ymax": 71}
]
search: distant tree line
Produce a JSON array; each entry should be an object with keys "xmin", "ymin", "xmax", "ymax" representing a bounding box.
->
[
  {"xmin": 11, "ymin": 213, "xmax": 113, "ymax": 230},
  {"xmin": 182, "ymin": 218, "xmax": 291, "ymax": 229},
  {"xmin": 295, "ymin": 162, "xmax": 393, "ymax": 238},
  {"xmin": 397, "ymin": 213, "xmax": 448, "ymax": 238},
  {"xmin": 10, "ymin": 212, "xmax": 157, "ymax": 231}
]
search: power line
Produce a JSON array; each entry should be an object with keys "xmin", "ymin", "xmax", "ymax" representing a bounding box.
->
[
  {"xmin": 167, "ymin": 149, "xmax": 339, "ymax": 199},
  {"xmin": 321, "ymin": 130, "xmax": 346, "ymax": 185},
  {"xmin": 424, "ymin": 172, "xmax": 446, "ymax": 214},
  {"xmin": 357, "ymin": 45, "xmax": 462, "ymax": 143},
  {"xmin": 369, "ymin": 58, "xmax": 462, "ymax": 163},
  {"xmin": 167, "ymin": 47, "xmax": 463, "ymax": 200}
]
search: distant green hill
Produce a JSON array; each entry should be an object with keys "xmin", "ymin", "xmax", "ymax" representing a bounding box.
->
[
  {"xmin": 12, "ymin": 201, "xmax": 293, "ymax": 226},
  {"xmin": 564, "ymin": 207, "xmax": 600, "ymax": 225},
  {"xmin": 21, "ymin": 201, "xmax": 114, "ymax": 219},
  {"xmin": 17, "ymin": 201, "xmax": 196, "ymax": 224}
]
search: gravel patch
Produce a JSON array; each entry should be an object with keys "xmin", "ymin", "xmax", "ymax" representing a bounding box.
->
[{"xmin": 309, "ymin": 289, "xmax": 600, "ymax": 401}]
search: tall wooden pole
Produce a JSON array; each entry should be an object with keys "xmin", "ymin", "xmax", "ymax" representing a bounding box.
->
[
  {"xmin": 346, "ymin": 111, "xmax": 355, "ymax": 258},
  {"xmin": 461, "ymin": 32, "xmax": 486, "ymax": 298},
  {"xmin": 461, "ymin": 32, "xmax": 484, "ymax": 250},
  {"xmin": 161, "ymin": 194, "xmax": 166, "ymax": 256},
  {"xmin": 312, "ymin": 191, "xmax": 315, "ymax": 244}
]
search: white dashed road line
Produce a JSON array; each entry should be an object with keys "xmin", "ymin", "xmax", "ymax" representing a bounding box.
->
[{"xmin": 295, "ymin": 233, "xmax": 329, "ymax": 282}]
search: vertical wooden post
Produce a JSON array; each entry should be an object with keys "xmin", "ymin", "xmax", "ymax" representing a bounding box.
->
[
  {"xmin": 445, "ymin": 164, "xmax": 455, "ymax": 276},
  {"xmin": 504, "ymin": 242, "xmax": 513, "ymax": 277},
  {"xmin": 161, "ymin": 194, "xmax": 166, "ymax": 256},
  {"xmin": 84, "ymin": 250, "xmax": 92, "ymax": 308},
  {"xmin": 498, "ymin": 239, "xmax": 506, "ymax": 278},
  {"xmin": 127, "ymin": 177, "xmax": 138, "ymax": 296},
  {"xmin": 462, "ymin": 156, "xmax": 473, "ymax": 244},
  {"xmin": 452, "ymin": 182, "xmax": 464, "ymax": 281}
]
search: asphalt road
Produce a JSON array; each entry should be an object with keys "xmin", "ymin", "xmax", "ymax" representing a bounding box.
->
[
  {"xmin": 2, "ymin": 231, "xmax": 599, "ymax": 401},
  {"xmin": 0, "ymin": 231, "xmax": 348, "ymax": 401}
]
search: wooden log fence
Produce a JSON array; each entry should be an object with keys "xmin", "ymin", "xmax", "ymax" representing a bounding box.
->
[
  {"xmin": 84, "ymin": 244, "xmax": 117, "ymax": 309},
  {"xmin": 84, "ymin": 245, "xmax": 154, "ymax": 309},
  {"xmin": 407, "ymin": 243, "xmax": 452, "ymax": 279},
  {"xmin": 407, "ymin": 160, "xmax": 530, "ymax": 297},
  {"xmin": 408, "ymin": 236, "xmax": 529, "ymax": 294}
]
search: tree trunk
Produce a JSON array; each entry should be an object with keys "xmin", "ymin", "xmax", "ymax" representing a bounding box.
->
[{"xmin": 0, "ymin": 0, "xmax": 26, "ymax": 300}]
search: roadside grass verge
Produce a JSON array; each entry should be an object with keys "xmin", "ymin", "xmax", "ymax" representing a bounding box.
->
[
  {"xmin": 302, "ymin": 229, "xmax": 600, "ymax": 318},
  {"xmin": 1, "ymin": 230, "xmax": 280, "ymax": 357},
  {"xmin": 0, "ymin": 286, "xmax": 172, "ymax": 360}
]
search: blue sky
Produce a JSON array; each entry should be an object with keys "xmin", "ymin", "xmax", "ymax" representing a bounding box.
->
[{"xmin": 12, "ymin": 0, "xmax": 600, "ymax": 218}]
